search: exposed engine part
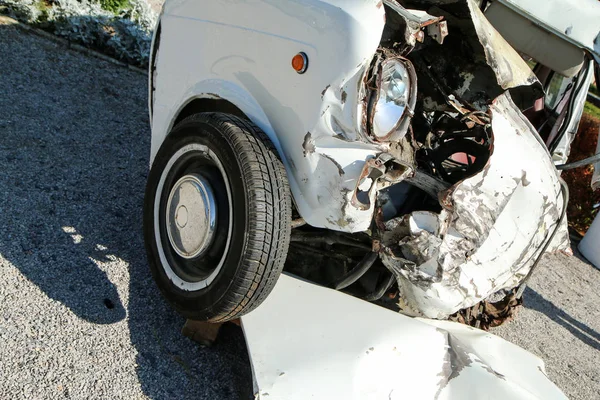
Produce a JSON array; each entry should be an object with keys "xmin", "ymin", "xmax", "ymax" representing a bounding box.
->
[
  {"xmin": 363, "ymin": 272, "xmax": 396, "ymax": 302},
  {"xmin": 288, "ymin": 242, "xmax": 355, "ymax": 263},
  {"xmin": 291, "ymin": 231, "xmax": 371, "ymax": 251},
  {"xmin": 398, "ymin": 0, "xmax": 543, "ymax": 110},
  {"xmin": 333, "ymin": 252, "xmax": 378, "ymax": 291},
  {"xmin": 414, "ymin": 115, "xmax": 492, "ymax": 184},
  {"xmin": 382, "ymin": 0, "xmax": 449, "ymax": 49}
]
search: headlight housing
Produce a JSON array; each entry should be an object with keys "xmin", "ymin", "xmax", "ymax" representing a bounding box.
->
[{"xmin": 366, "ymin": 57, "xmax": 417, "ymax": 142}]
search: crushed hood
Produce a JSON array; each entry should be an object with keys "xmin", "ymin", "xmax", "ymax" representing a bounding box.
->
[{"xmin": 241, "ymin": 274, "xmax": 567, "ymax": 400}]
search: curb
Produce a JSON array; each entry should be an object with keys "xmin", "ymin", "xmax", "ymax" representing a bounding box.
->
[{"xmin": 0, "ymin": 14, "xmax": 147, "ymax": 76}]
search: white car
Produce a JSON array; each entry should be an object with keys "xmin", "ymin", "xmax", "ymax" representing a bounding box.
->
[
  {"xmin": 143, "ymin": 0, "xmax": 600, "ymax": 398},
  {"xmin": 144, "ymin": 0, "xmax": 598, "ymax": 324}
]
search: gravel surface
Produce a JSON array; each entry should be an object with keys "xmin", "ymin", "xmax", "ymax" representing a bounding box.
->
[
  {"xmin": 0, "ymin": 21, "xmax": 599, "ymax": 400},
  {"xmin": 494, "ymin": 250, "xmax": 600, "ymax": 400},
  {"xmin": 0, "ymin": 22, "xmax": 252, "ymax": 400}
]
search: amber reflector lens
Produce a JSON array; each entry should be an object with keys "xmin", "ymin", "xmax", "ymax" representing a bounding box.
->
[{"xmin": 292, "ymin": 53, "xmax": 307, "ymax": 73}]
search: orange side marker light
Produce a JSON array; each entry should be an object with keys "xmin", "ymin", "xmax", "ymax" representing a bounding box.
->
[{"xmin": 292, "ymin": 52, "xmax": 308, "ymax": 74}]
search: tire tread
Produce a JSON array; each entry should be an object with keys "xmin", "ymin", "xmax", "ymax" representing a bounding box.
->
[{"xmin": 166, "ymin": 112, "xmax": 291, "ymax": 322}]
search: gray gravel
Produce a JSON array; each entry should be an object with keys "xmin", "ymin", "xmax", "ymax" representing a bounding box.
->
[
  {"xmin": 494, "ymin": 250, "xmax": 600, "ymax": 400},
  {"xmin": 0, "ymin": 22, "xmax": 252, "ymax": 399},
  {"xmin": 0, "ymin": 20, "xmax": 599, "ymax": 400}
]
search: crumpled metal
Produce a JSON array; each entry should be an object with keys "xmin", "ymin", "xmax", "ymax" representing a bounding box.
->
[{"xmin": 380, "ymin": 94, "xmax": 569, "ymax": 319}]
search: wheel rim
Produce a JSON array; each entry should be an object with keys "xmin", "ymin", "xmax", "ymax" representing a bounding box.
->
[
  {"xmin": 154, "ymin": 143, "xmax": 233, "ymax": 291},
  {"xmin": 166, "ymin": 174, "xmax": 217, "ymax": 259}
]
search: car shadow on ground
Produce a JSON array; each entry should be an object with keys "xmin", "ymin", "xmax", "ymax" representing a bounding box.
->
[
  {"xmin": 0, "ymin": 23, "xmax": 252, "ymax": 399},
  {"xmin": 524, "ymin": 287, "xmax": 600, "ymax": 350}
]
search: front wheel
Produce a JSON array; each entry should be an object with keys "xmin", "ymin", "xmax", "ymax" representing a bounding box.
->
[{"xmin": 143, "ymin": 113, "xmax": 291, "ymax": 322}]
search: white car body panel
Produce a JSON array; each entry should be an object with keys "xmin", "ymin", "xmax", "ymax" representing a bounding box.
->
[
  {"xmin": 152, "ymin": 0, "xmax": 387, "ymax": 232},
  {"xmin": 494, "ymin": 0, "xmax": 600, "ymax": 63},
  {"xmin": 241, "ymin": 274, "xmax": 567, "ymax": 400}
]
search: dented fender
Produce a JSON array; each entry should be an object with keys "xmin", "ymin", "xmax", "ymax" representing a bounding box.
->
[{"xmin": 152, "ymin": 0, "xmax": 388, "ymax": 233}]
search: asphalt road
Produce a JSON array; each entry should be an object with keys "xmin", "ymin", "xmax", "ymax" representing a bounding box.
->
[{"xmin": 0, "ymin": 21, "xmax": 599, "ymax": 400}]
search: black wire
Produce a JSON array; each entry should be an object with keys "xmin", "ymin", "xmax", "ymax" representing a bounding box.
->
[
  {"xmin": 516, "ymin": 178, "xmax": 569, "ymax": 298},
  {"xmin": 333, "ymin": 252, "xmax": 378, "ymax": 291},
  {"xmin": 555, "ymin": 153, "xmax": 600, "ymax": 170},
  {"xmin": 363, "ymin": 272, "xmax": 396, "ymax": 302},
  {"xmin": 548, "ymin": 61, "xmax": 591, "ymax": 154}
]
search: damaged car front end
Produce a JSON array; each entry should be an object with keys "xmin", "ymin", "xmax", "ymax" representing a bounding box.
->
[
  {"xmin": 148, "ymin": 0, "xmax": 571, "ymax": 325},
  {"xmin": 146, "ymin": 0, "xmax": 577, "ymax": 397},
  {"xmin": 286, "ymin": 0, "xmax": 568, "ymax": 323}
]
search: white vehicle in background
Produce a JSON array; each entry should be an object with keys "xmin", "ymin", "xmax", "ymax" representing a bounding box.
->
[{"xmin": 143, "ymin": 0, "xmax": 598, "ymax": 398}]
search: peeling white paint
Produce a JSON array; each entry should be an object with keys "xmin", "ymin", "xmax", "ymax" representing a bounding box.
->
[{"xmin": 381, "ymin": 93, "xmax": 569, "ymax": 319}]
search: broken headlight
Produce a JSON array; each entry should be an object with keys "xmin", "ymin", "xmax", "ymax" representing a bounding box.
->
[{"xmin": 367, "ymin": 57, "xmax": 417, "ymax": 142}]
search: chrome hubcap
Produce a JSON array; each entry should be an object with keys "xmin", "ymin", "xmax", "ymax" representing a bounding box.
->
[{"xmin": 166, "ymin": 174, "xmax": 217, "ymax": 259}]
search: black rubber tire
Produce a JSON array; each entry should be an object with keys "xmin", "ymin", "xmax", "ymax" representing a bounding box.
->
[{"xmin": 143, "ymin": 112, "xmax": 291, "ymax": 322}]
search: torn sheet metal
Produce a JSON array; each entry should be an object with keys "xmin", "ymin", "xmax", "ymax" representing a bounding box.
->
[
  {"xmin": 382, "ymin": 1, "xmax": 449, "ymax": 46},
  {"xmin": 380, "ymin": 93, "xmax": 570, "ymax": 319},
  {"xmin": 241, "ymin": 274, "xmax": 567, "ymax": 400},
  {"xmin": 466, "ymin": 0, "xmax": 540, "ymax": 96},
  {"xmin": 406, "ymin": 0, "xmax": 543, "ymax": 111}
]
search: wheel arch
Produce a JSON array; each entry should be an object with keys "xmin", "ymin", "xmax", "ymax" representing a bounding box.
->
[
  {"xmin": 151, "ymin": 80, "xmax": 287, "ymax": 168},
  {"xmin": 173, "ymin": 97, "xmax": 248, "ymax": 128}
]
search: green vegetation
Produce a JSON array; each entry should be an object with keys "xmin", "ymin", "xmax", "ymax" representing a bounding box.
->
[
  {"xmin": 584, "ymin": 101, "xmax": 600, "ymax": 121},
  {"xmin": 34, "ymin": 0, "xmax": 49, "ymax": 23},
  {"xmin": 99, "ymin": 0, "xmax": 130, "ymax": 13},
  {"xmin": 1, "ymin": 0, "xmax": 155, "ymax": 66},
  {"xmin": 590, "ymin": 83, "xmax": 599, "ymax": 97}
]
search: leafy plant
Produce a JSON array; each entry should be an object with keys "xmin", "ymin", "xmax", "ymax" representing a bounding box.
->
[
  {"xmin": 0, "ymin": 0, "xmax": 157, "ymax": 66},
  {"xmin": 563, "ymin": 112, "xmax": 600, "ymax": 235},
  {"xmin": 99, "ymin": 0, "xmax": 128, "ymax": 13},
  {"xmin": 584, "ymin": 101, "xmax": 600, "ymax": 121}
]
